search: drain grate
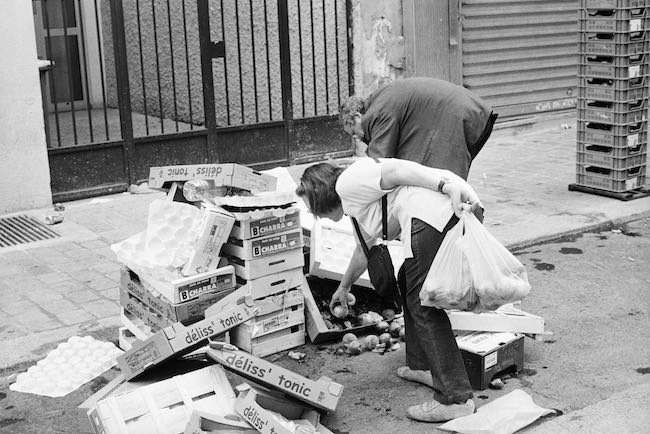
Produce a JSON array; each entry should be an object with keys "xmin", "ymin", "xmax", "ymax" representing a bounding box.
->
[{"xmin": 0, "ymin": 214, "xmax": 60, "ymax": 248}]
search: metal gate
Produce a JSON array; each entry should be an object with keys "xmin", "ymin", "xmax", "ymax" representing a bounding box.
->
[{"xmin": 36, "ymin": 0, "xmax": 354, "ymax": 202}]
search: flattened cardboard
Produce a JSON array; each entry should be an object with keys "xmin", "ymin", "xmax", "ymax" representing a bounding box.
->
[
  {"xmin": 121, "ymin": 267, "xmax": 236, "ymax": 324},
  {"xmin": 183, "ymin": 207, "xmax": 236, "ymax": 276},
  {"xmin": 231, "ymin": 208, "xmax": 300, "ymax": 240},
  {"xmin": 148, "ymin": 163, "xmax": 277, "ymax": 192},
  {"xmin": 224, "ymin": 229, "xmax": 302, "ymax": 260},
  {"xmin": 207, "ymin": 347, "xmax": 343, "ymax": 412},
  {"xmin": 234, "ymin": 389, "xmax": 294, "ymax": 434},
  {"xmin": 117, "ymin": 299, "xmax": 258, "ymax": 380}
]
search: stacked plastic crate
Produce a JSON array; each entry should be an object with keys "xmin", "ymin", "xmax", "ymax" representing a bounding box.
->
[{"xmin": 574, "ymin": 0, "xmax": 649, "ymax": 197}]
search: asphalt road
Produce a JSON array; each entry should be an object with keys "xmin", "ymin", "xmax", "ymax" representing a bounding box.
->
[{"xmin": 1, "ymin": 217, "xmax": 649, "ymax": 433}]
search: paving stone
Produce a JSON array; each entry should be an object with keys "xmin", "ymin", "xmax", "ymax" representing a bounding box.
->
[
  {"xmin": 0, "ymin": 321, "xmax": 28, "ymax": 341},
  {"xmin": 2, "ymin": 299, "xmax": 39, "ymax": 316},
  {"xmin": 65, "ymin": 289, "xmax": 102, "ymax": 303},
  {"xmin": 23, "ymin": 288, "xmax": 64, "ymax": 303},
  {"xmin": 36, "ymin": 272, "xmax": 73, "ymax": 284},
  {"xmin": 90, "ymin": 261, "xmax": 122, "ymax": 275},
  {"xmin": 84, "ymin": 299, "xmax": 120, "ymax": 319},
  {"xmin": 68, "ymin": 269, "xmax": 104, "ymax": 283},
  {"xmin": 56, "ymin": 308, "xmax": 96, "ymax": 326},
  {"xmin": 48, "ymin": 279, "xmax": 87, "ymax": 293},
  {"xmin": 20, "ymin": 263, "xmax": 57, "ymax": 276},
  {"xmin": 99, "ymin": 287, "xmax": 119, "ymax": 302},
  {"xmin": 79, "ymin": 239, "xmax": 111, "ymax": 250},
  {"xmin": 88, "ymin": 277, "xmax": 117, "ymax": 291},
  {"xmin": 0, "ymin": 263, "xmax": 25, "ymax": 276},
  {"xmin": 41, "ymin": 298, "xmax": 81, "ymax": 316}
]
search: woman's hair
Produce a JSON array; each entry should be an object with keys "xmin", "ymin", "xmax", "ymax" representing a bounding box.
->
[
  {"xmin": 296, "ymin": 163, "xmax": 344, "ymax": 216},
  {"xmin": 339, "ymin": 95, "xmax": 364, "ymax": 130}
]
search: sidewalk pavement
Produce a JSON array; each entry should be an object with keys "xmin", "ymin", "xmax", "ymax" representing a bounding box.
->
[{"xmin": 1, "ymin": 112, "xmax": 649, "ymax": 431}]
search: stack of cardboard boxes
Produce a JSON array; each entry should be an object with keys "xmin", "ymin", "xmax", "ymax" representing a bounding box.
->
[{"xmin": 222, "ymin": 205, "xmax": 307, "ymax": 357}]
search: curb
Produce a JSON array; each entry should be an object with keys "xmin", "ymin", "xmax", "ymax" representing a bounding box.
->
[{"xmin": 506, "ymin": 209, "xmax": 650, "ymax": 252}]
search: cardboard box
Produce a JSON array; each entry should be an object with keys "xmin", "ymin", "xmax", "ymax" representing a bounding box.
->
[
  {"xmin": 88, "ymin": 365, "xmax": 248, "ymax": 434},
  {"xmin": 230, "ymin": 208, "xmax": 301, "ymax": 240},
  {"xmin": 139, "ymin": 265, "xmax": 237, "ymax": 305},
  {"xmin": 456, "ymin": 331, "xmax": 525, "ymax": 390},
  {"xmin": 148, "ymin": 163, "xmax": 277, "ymax": 192},
  {"xmin": 117, "ymin": 298, "xmax": 258, "ymax": 380},
  {"xmin": 309, "ymin": 221, "xmax": 404, "ymax": 288},
  {"xmin": 235, "ymin": 267, "xmax": 305, "ymax": 300},
  {"xmin": 207, "ymin": 347, "xmax": 343, "ymax": 412},
  {"xmin": 231, "ymin": 324, "xmax": 305, "ymax": 358},
  {"xmin": 120, "ymin": 287, "xmax": 172, "ymax": 332},
  {"xmin": 234, "ymin": 388, "xmax": 312, "ymax": 434},
  {"xmin": 121, "ymin": 267, "xmax": 237, "ymax": 324},
  {"xmin": 224, "ymin": 229, "xmax": 302, "ymax": 261},
  {"xmin": 183, "ymin": 206, "xmax": 236, "ymax": 276},
  {"xmin": 184, "ymin": 409, "xmax": 257, "ymax": 433},
  {"xmin": 448, "ymin": 304, "xmax": 546, "ymax": 335},
  {"xmin": 227, "ymin": 250, "xmax": 304, "ymax": 281}
]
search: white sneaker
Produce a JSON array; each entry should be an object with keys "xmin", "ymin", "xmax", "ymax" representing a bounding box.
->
[{"xmin": 406, "ymin": 398, "xmax": 475, "ymax": 422}]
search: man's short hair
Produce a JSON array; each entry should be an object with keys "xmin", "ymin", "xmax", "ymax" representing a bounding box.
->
[
  {"xmin": 295, "ymin": 163, "xmax": 344, "ymax": 217},
  {"xmin": 339, "ymin": 95, "xmax": 364, "ymax": 129}
]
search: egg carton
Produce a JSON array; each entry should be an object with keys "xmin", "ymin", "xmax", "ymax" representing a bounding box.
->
[
  {"xmin": 10, "ymin": 336, "xmax": 123, "ymax": 398},
  {"xmin": 111, "ymin": 199, "xmax": 203, "ymax": 276}
]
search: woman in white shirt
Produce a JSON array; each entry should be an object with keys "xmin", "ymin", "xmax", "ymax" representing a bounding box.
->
[{"xmin": 296, "ymin": 157, "xmax": 483, "ymax": 423}]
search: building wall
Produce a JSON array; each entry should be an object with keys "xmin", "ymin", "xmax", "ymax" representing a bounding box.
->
[
  {"xmin": 0, "ymin": 1, "xmax": 52, "ymax": 214},
  {"xmin": 351, "ymin": 0, "xmax": 405, "ymax": 98}
]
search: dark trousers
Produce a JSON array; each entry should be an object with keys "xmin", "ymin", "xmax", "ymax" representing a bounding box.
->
[{"xmin": 397, "ymin": 216, "xmax": 473, "ymax": 405}]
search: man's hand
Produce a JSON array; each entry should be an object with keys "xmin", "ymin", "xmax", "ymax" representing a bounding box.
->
[
  {"xmin": 443, "ymin": 182, "xmax": 483, "ymax": 219},
  {"xmin": 329, "ymin": 286, "xmax": 351, "ymax": 317}
]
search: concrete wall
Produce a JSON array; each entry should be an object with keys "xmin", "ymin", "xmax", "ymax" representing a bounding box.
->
[
  {"xmin": 350, "ymin": 0, "xmax": 405, "ymax": 98},
  {"xmin": 0, "ymin": 1, "xmax": 52, "ymax": 214}
]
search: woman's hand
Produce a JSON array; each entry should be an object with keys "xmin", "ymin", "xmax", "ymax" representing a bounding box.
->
[
  {"xmin": 329, "ymin": 286, "xmax": 351, "ymax": 317},
  {"xmin": 443, "ymin": 181, "xmax": 484, "ymax": 219}
]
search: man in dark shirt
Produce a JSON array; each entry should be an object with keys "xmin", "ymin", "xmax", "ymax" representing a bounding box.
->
[{"xmin": 339, "ymin": 77, "xmax": 497, "ymax": 181}]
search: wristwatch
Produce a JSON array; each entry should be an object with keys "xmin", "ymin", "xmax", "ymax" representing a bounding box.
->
[{"xmin": 437, "ymin": 177, "xmax": 450, "ymax": 193}]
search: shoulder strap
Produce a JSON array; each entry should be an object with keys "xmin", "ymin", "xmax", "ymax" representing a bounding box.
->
[
  {"xmin": 351, "ymin": 218, "xmax": 370, "ymax": 258},
  {"xmin": 371, "ymin": 157, "xmax": 389, "ymax": 241}
]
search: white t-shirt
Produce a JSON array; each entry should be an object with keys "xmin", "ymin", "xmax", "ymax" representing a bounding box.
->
[{"xmin": 335, "ymin": 158, "xmax": 471, "ymax": 258}]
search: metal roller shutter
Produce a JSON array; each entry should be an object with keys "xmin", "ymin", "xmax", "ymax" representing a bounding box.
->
[{"xmin": 461, "ymin": 0, "xmax": 579, "ymax": 118}]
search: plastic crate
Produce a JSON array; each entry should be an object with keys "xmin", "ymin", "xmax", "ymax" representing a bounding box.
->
[
  {"xmin": 578, "ymin": 75, "xmax": 648, "ymax": 101},
  {"xmin": 577, "ymin": 120, "xmax": 647, "ymax": 147},
  {"xmin": 578, "ymin": 98, "xmax": 647, "ymax": 124},
  {"xmin": 577, "ymin": 147, "xmax": 647, "ymax": 169},
  {"xmin": 581, "ymin": 0, "xmax": 647, "ymax": 8},
  {"xmin": 577, "ymin": 140, "xmax": 646, "ymax": 155},
  {"xmin": 579, "ymin": 34, "xmax": 648, "ymax": 56},
  {"xmin": 579, "ymin": 8, "xmax": 647, "ymax": 33},
  {"xmin": 575, "ymin": 164, "xmax": 646, "ymax": 192},
  {"xmin": 578, "ymin": 61, "xmax": 648, "ymax": 80}
]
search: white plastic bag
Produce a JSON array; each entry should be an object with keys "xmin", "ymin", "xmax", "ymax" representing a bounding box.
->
[
  {"xmin": 419, "ymin": 219, "xmax": 478, "ymax": 310},
  {"xmin": 438, "ymin": 389, "xmax": 555, "ymax": 434},
  {"xmin": 456, "ymin": 213, "xmax": 531, "ymax": 310}
]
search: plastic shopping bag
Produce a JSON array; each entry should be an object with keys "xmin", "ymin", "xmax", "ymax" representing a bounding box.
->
[
  {"xmin": 456, "ymin": 213, "xmax": 531, "ymax": 310},
  {"xmin": 419, "ymin": 218, "xmax": 479, "ymax": 310}
]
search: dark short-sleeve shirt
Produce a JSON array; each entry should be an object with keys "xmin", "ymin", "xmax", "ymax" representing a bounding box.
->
[{"xmin": 361, "ymin": 77, "xmax": 492, "ymax": 180}]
